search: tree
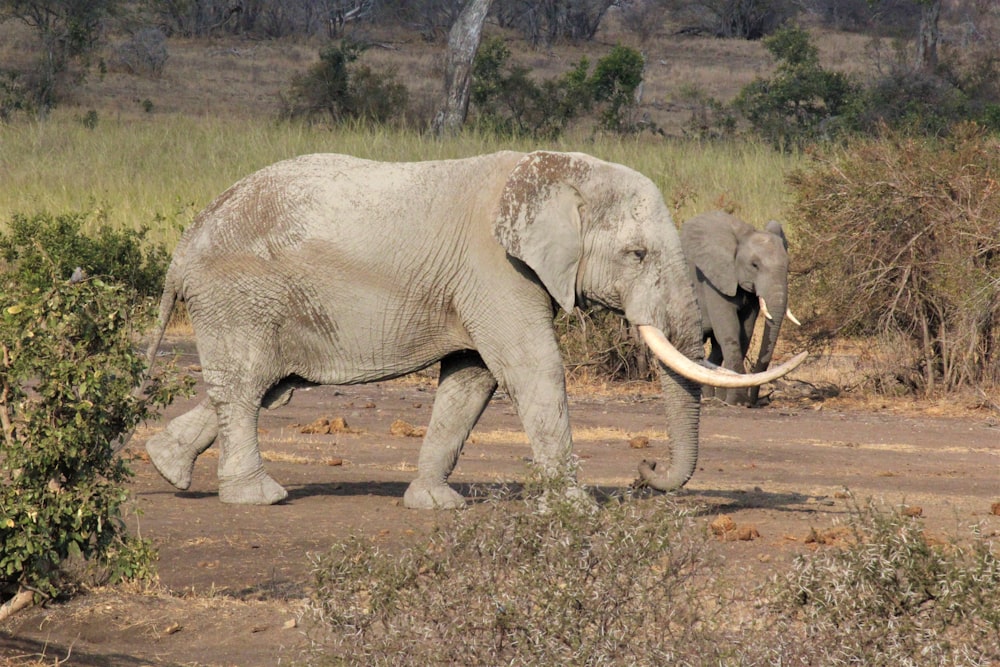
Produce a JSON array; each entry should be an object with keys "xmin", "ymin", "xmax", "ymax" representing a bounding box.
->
[
  {"xmin": 432, "ymin": 0, "xmax": 493, "ymax": 136},
  {"xmin": 914, "ymin": 0, "xmax": 940, "ymax": 73},
  {"xmin": 0, "ymin": 0, "xmax": 120, "ymax": 112}
]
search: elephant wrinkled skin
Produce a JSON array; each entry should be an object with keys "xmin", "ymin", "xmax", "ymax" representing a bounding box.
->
[
  {"xmin": 144, "ymin": 152, "xmax": 804, "ymax": 507},
  {"xmin": 681, "ymin": 210, "xmax": 796, "ymax": 406}
]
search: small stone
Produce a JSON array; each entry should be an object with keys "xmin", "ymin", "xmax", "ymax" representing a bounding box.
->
[
  {"xmin": 710, "ymin": 515, "xmax": 736, "ymax": 536},
  {"xmin": 628, "ymin": 435, "xmax": 650, "ymax": 449}
]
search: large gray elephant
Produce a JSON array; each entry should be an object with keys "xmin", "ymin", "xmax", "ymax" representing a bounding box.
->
[
  {"xmin": 680, "ymin": 210, "xmax": 799, "ymax": 406},
  {"xmin": 143, "ymin": 151, "xmax": 805, "ymax": 507}
]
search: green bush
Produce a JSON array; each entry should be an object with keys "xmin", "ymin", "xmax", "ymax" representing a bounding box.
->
[
  {"xmin": 790, "ymin": 126, "xmax": 1000, "ymax": 394},
  {"xmin": 0, "ymin": 210, "xmax": 169, "ymax": 299},
  {"xmin": 471, "ymin": 36, "xmax": 592, "ymax": 139},
  {"xmin": 281, "ymin": 41, "xmax": 409, "ymax": 125},
  {"xmin": 590, "ymin": 45, "xmax": 646, "ymax": 133},
  {"xmin": 470, "ymin": 38, "xmax": 647, "ymax": 138},
  {"xmin": 734, "ymin": 24, "xmax": 856, "ymax": 149},
  {"xmin": 0, "ymin": 210, "xmax": 191, "ymax": 616}
]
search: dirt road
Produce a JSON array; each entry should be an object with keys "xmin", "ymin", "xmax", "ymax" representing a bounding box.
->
[{"xmin": 2, "ymin": 340, "xmax": 998, "ymax": 666}]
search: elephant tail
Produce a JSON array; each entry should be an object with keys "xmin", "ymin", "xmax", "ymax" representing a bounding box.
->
[
  {"xmin": 113, "ymin": 266, "xmax": 181, "ymax": 454},
  {"xmin": 144, "ymin": 267, "xmax": 181, "ymax": 370}
]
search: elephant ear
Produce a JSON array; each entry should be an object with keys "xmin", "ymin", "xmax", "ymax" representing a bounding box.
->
[
  {"xmin": 681, "ymin": 211, "xmax": 740, "ymax": 297},
  {"xmin": 493, "ymin": 151, "xmax": 586, "ymax": 313},
  {"xmin": 765, "ymin": 219, "xmax": 789, "ymax": 252}
]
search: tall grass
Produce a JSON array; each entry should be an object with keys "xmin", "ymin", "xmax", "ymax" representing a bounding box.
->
[{"xmin": 0, "ymin": 112, "xmax": 802, "ymax": 248}]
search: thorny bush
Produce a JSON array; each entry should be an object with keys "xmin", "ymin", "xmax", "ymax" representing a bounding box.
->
[
  {"xmin": 770, "ymin": 498, "xmax": 1000, "ymax": 665},
  {"xmin": 304, "ymin": 476, "xmax": 722, "ymax": 665},
  {"xmin": 790, "ymin": 124, "xmax": 1000, "ymax": 395}
]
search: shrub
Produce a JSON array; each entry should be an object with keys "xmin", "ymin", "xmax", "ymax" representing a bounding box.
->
[
  {"xmin": 769, "ymin": 498, "xmax": 1000, "ymax": 664},
  {"xmin": 557, "ymin": 309, "xmax": 656, "ymax": 382},
  {"xmin": 471, "ymin": 36, "xmax": 592, "ymax": 138},
  {"xmin": 470, "ymin": 38, "xmax": 647, "ymax": 138},
  {"xmin": 590, "ymin": 45, "xmax": 646, "ymax": 133},
  {"xmin": 734, "ymin": 24, "xmax": 856, "ymax": 149},
  {"xmin": 0, "ymin": 210, "xmax": 169, "ymax": 299},
  {"xmin": 0, "ymin": 211, "xmax": 191, "ymax": 618},
  {"xmin": 790, "ymin": 125, "xmax": 1000, "ymax": 394},
  {"xmin": 109, "ymin": 28, "xmax": 169, "ymax": 77},
  {"xmin": 303, "ymin": 480, "xmax": 720, "ymax": 665},
  {"xmin": 667, "ymin": 0, "xmax": 799, "ymax": 40},
  {"xmin": 282, "ymin": 41, "xmax": 409, "ymax": 125}
]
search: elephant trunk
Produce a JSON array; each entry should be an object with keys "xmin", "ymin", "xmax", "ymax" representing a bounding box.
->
[{"xmin": 637, "ymin": 367, "xmax": 701, "ymax": 492}]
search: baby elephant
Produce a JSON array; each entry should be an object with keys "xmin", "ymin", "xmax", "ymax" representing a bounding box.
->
[{"xmin": 681, "ymin": 211, "xmax": 800, "ymax": 406}]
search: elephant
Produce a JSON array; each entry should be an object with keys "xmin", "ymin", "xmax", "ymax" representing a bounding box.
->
[
  {"xmin": 680, "ymin": 210, "xmax": 800, "ymax": 406},
  {"xmin": 142, "ymin": 151, "xmax": 806, "ymax": 507}
]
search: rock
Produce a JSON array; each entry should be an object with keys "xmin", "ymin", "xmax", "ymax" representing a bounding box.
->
[
  {"xmin": 628, "ymin": 435, "xmax": 650, "ymax": 449},
  {"xmin": 390, "ymin": 419, "xmax": 426, "ymax": 438},
  {"xmin": 710, "ymin": 515, "xmax": 736, "ymax": 536}
]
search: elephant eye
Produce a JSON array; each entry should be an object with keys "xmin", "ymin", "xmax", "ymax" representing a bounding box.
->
[{"xmin": 629, "ymin": 248, "xmax": 647, "ymax": 262}]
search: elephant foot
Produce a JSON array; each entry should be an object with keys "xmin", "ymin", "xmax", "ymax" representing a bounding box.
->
[
  {"xmin": 146, "ymin": 431, "xmax": 198, "ymax": 490},
  {"xmin": 403, "ymin": 479, "xmax": 466, "ymax": 510},
  {"xmin": 219, "ymin": 470, "xmax": 288, "ymax": 505}
]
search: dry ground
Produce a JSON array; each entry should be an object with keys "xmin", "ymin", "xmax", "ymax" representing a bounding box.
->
[{"xmin": 1, "ymin": 337, "xmax": 997, "ymax": 666}]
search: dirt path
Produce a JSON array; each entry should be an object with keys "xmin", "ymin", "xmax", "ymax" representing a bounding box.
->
[{"xmin": 2, "ymin": 340, "xmax": 998, "ymax": 666}]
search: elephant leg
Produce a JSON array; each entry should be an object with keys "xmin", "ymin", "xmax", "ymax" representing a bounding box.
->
[
  {"xmin": 208, "ymin": 380, "xmax": 288, "ymax": 505},
  {"xmin": 146, "ymin": 398, "xmax": 218, "ymax": 490},
  {"xmin": 404, "ymin": 351, "xmax": 497, "ymax": 510},
  {"xmin": 716, "ymin": 329, "xmax": 750, "ymax": 406}
]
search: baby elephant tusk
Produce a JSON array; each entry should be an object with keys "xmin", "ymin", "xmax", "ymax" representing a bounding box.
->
[
  {"xmin": 759, "ymin": 296, "xmax": 773, "ymax": 321},
  {"xmin": 786, "ymin": 309, "xmax": 801, "ymax": 326}
]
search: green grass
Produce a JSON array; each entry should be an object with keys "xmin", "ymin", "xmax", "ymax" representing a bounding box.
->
[{"xmin": 0, "ymin": 112, "xmax": 802, "ymax": 248}]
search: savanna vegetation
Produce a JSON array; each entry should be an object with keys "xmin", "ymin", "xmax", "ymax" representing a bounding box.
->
[{"xmin": 1, "ymin": 0, "xmax": 998, "ymax": 657}]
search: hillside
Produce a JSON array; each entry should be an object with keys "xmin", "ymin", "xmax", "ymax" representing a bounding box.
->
[{"xmin": 1, "ymin": 13, "xmax": 874, "ymax": 135}]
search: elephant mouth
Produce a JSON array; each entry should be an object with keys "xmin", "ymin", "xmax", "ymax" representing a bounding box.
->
[{"xmin": 637, "ymin": 325, "xmax": 806, "ymax": 388}]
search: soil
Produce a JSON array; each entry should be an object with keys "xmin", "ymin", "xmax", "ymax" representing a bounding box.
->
[{"xmin": 2, "ymin": 337, "xmax": 998, "ymax": 666}]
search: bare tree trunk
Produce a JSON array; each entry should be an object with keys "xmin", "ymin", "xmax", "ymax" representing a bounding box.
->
[
  {"xmin": 916, "ymin": 0, "xmax": 941, "ymax": 73},
  {"xmin": 431, "ymin": 0, "xmax": 493, "ymax": 137}
]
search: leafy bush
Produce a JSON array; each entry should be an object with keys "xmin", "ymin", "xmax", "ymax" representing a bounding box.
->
[
  {"xmin": 790, "ymin": 125, "xmax": 1000, "ymax": 394},
  {"xmin": 734, "ymin": 24, "xmax": 856, "ymax": 149},
  {"xmin": 304, "ymin": 480, "xmax": 719, "ymax": 665},
  {"xmin": 470, "ymin": 36, "xmax": 592, "ymax": 138},
  {"xmin": 844, "ymin": 67, "xmax": 970, "ymax": 137},
  {"xmin": 471, "ymin": 38, "xmax": 646, "ymax": 138},
  {"xmin": 282, "ymin": 41, "xmax": 409, "ymax": 125},
  {"xmin": 0, "ymin": 210, "xmax": 169, "ymax": 299},
  {"xmin": 590, "ymin": 45, "xmax": 646, "ymax": 132},
  {"xmin": 0, "ymin": 211, "xmax": 191, "ymax": 616},
  {"xmin": 770, "ymin": 499, "xmax": 1000, "ymax": 664}
]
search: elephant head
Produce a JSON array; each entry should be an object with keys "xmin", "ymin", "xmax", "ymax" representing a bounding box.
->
[
  {"xmin": 680, "ymin": 210, "xmax": 799, "ymax": 406},
  {"xmin": 493, "ymin": 154, "xmax": 804, "ymax": 491}
]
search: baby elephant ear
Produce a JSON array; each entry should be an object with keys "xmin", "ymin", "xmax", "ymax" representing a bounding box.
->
[
  {"xmin": 765, "ymin": 219, "xmax": 789, "ymax": 251},
  {"xmin": 681, "ymin": 211, "xmax": 740, "ymax": 297},
  {"xmin": 493, "ymin": 151, "xmax": 586, "ymax": 313}
]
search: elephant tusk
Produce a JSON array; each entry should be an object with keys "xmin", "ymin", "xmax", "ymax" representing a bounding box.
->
[
  {"xmin": 759, "ymin": 296, "xmax": 773, "ymax": 321},
  {"xmin": 786, "ymin": 309, "xmax": 802, "ymax": 326},
  {"xmin": 638, "ymin": 325, "xmax": 807, "ymax": 388}
]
